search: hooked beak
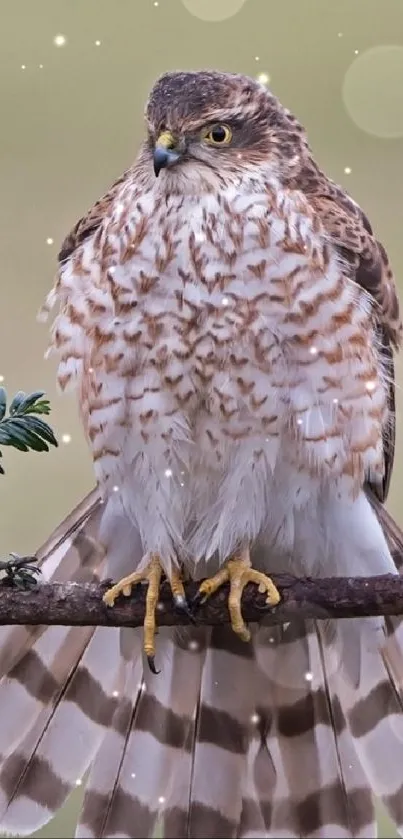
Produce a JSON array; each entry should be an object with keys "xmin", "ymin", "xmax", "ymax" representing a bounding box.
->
[{"xmin": 153, "ymin": 131, "xmax": 181, "ymax": 177}]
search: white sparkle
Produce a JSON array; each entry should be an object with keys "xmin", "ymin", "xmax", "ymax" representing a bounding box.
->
[
  {"xmin": 39, "ymin": 64, "xmax": 44, "ymax": 69},
  {"xmin": 250, "ymin": 712, "xmax": 260, "ymax": 725},
  {"xmin": 164, "ymin": 468, "xmax": 173, "ymax": 478},
  {"xmin": 296, "ymin": 418, "xmax": 303, "ymax": 426},
  {"xmin": 0, "ymin": 376, "xmax": 4, "ymax": 383},
  {"xmin": 366, "ymin": 380, "xmax": 376, "ymax": 392},
  {"xmin": 131, "ymin": 772, "xmax": 136, "ymax": 779},
  {"xmin": 194, "ymin": 231, "xmax": 205, "ymax": 243},
  {"xmin": 112, "ymin": 485, "xmax": 120, "ymax": 492},
  {"xmin": 188, "ymin": 639, "xmax": 199, "ymax": 651},
  {"xmin": 255, "ymin": 56, "xmax": 260, "ymax": 61},
  {"xmin": 256, "ymin": 72, "xmax": 270, "ymax": 85},
  {"xmin": 61, "ymin": 433, "xmax": 71, "ymax": 444},
  {"xmin": 354, "ymin": 49, "xmax": 359, "ymax": 55},
  {"xmin": 305, "ymin": 671, "xmax": 313, "ymax": 682},
  {"xmin": 344, "ymin": 166, "xmax": 352, "ymax": 174},
  {"xmin": 53, "ymin": 34, "xmax": 67, "ymax": 47},
  {"xmin": 337, "ymin": 32, "xmax": 343, "ymax": 38},
  {"xmin": 221, "ymin": 296, "xmax": 230, "ymax": 306},
  {"xmin": 88, "ymin": 366, "xmax": 94, "ymax": 374},
  {"xmin": 21, "ymin": 64, "xmax": 26, "ymax": 70},
  {"xmin": 95, "ymin": 39, "xmax": 101, "ymax": 46},
  {"xmin": 180, "ymin": 481, "xmax": 185, "ymax": 487},
  {"xmin": 158, "ymin": 796, "xmax": 165, "ymax": 804},
  {"xmin": 46, "ymin": 237, "xmax": 54, "ymax": 245},
  {"xmin": 75, "ymin": 778, "xmax": 82, "ymax": 786},
  {"xmin": 309, "ymin": 346, "xmax": 318, "ymax": 355},
  {"xmin": 157, "ymin": 601, "xmax": 165, "ymax": 612},
  {"xmin": 333, "ymin": 397, "xmax": 339, "ymax": 404},
  {"xmin": 112, "ymin": 690, "xmax": 119, "ymax": 698}
]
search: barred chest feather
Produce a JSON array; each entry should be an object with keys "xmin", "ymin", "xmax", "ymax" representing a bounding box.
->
[{"xmin": 44, "ymin": 178, "xmax": 388, "ymax": 561}]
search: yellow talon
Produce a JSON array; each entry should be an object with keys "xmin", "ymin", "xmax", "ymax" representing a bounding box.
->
[
  {"xmin": 103, "ymin": 554, "xmax": 188, "ymax": 673},
  {"xmin": 196, "ymin": 548, "xmax": 280, "ymax": 643}
]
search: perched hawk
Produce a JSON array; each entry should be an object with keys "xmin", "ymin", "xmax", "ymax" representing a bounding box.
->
[{"xmin": 1, "ymin": 69, "xmax": 403, "ymax": 838}]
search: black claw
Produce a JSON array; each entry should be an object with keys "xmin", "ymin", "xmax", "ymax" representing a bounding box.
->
[
  {"xmin": 173, "ymin": 594, "xmax": 197, "ymax": 623},
  {"xmin": 147, "ymin": 654, "xmax": 161, "ymax": 675},
  {"xmin": 254, "ymin": 599, "xmax": 280, "ymax": 614},
  {"xmin": 253, "ymin": 600, "xmax": 271, "ymax": 612},
  {"xmin": 189, "ymin": 590, "xmax": 206, "ymax": 611}
]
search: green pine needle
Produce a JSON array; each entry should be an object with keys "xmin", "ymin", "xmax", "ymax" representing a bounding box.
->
[{"xmin": 0, "ymin": 387, "xmax": 58, "ymax": 474}]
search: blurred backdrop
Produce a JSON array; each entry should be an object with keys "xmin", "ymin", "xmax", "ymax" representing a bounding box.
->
[{"xmin": 1, "ymin": 0, "xmax": 402, "ymax": 836}]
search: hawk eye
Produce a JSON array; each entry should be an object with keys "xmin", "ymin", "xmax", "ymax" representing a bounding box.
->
[{"xmin": 203, "ymin": 124, "xmax": 232, "ymax": 146}]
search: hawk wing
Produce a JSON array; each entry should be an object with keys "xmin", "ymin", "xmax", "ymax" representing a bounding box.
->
[
  {"xmin": 308, "ymin": 186, "xmax": 402, "ymax": 503},
  {"xmin": 58, "ymin": 168, "xmax": 131, "ymax": 263}
]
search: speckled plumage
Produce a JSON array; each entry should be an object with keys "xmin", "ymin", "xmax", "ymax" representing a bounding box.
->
[
  {"xmin": 1, "ymin": 70, "xmax": 403, "ymax": 838},
  {"xmin": 42, "ymin": 72, "xmax": 398, "ymax": 571}
]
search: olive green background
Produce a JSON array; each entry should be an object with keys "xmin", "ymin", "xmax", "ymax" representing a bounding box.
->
[{"xmin": 1, "ymin": 0, "xmax": 403, "ymax": 836}]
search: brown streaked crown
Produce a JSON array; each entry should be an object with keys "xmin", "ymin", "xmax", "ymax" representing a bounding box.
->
[
  {"xmin": 145, "ymin": 70, "xmax": 308, "ymax": 162},
  {"xmin": 146, "ymin": 70, "xmax": 253, "ymax": 125}
]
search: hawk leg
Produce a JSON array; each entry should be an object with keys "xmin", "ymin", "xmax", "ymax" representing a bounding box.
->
[
  {"xmin": 194, "ymin": 547, "xmax": 280, "ymax": 642},
  {"xmin": 103, "ymin": 554, "xmax": 189, "ymax": 673}
]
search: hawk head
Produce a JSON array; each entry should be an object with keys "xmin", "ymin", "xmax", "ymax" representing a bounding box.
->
[{"xmin": 141, "ymin": 70, "xmax": 307, "ymax": 191}]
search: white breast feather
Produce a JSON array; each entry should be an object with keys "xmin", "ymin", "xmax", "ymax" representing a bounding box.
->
[{"xmin": 41, "ymin": 178, "xmax": 393, "ymax": 578}]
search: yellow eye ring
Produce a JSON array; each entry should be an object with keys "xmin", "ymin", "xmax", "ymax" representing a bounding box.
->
[{"xmin": 203, "ymin": 124, "xmax": 232, "ymax": 146}]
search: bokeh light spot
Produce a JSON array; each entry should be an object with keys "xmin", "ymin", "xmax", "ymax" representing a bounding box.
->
[
  {"xmin": 53, "ymin": 34, "xmax": 67, "ymax": 47},
  {"xmin": 343, "ymin": 45, "xmax": 403, "ymax": 139},
  {"xmin": 181, "ymin": 0, "xmax": 247, "ymax": 22}
]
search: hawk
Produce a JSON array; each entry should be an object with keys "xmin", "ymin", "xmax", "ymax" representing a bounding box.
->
[{"xmin": 0, "ymin": 69, "xmax": 403, "ymax": 838}]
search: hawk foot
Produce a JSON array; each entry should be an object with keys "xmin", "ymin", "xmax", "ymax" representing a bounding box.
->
[
  {"xmin": 103, "ymin": 555, "xmax": 191, "ymax": 673},
  {"xmin": 193, "ymin": 549, "xmax": 280, "ymax": 642}
]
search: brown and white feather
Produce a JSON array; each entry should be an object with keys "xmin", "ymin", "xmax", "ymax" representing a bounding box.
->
[{"xmin": 1, "ymin": 69, "xmax": 403, "ymax": 838}]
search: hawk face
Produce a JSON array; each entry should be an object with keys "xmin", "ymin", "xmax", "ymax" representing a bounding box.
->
[{"xmin": 141, "ymin": 70, "xmax": 303, "ymax": 192}]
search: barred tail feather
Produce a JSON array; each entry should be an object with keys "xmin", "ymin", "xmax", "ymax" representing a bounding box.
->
[
  {"xmin": 242, "ymin": 494, "xmax": 403, "ymax": 839},
  {"xmin": 237, "ymin": 764, "xmax": 269, "ymax": 839},
  {"xmin": 352, "ymin": 492, "xmax": 403, "ymax": 831},
  {"xmin": 0, "ymin": 491, "xmax": 144, "ymax": 836},
  {"xmin": 75, "ymin": 629, "xmax": 145, "ymax": 839},
  {"xmin": 1, "ymin": 491, "xmax": 403, "ymax": 838},
  {"xmin": 250, "ymin": 623, "xmax": 376, "ymax": 838},
  {"xmin": 0, "ymin": 625, "xmax": 121, "ymax": 835},
  {"xmin": 78, "ymin": 626, "xmax": 209, "ymax": 839},
  {"xmin": 183, "ymin": 628, "xmax": 259, "ymax": 839},
  {"xmin": 0, "ymin": 489, "xmax": 103, "ymax": 679},
  {"xmin": 317, "ymin": 619, "xmax": 403, "ymax": 834},
  {"xmin": 0, "ymin": 624, "xmax": 95, "ymax": 760}
]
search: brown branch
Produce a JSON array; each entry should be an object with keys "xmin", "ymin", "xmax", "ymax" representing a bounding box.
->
[{"xmin": 0, "ymin": 574, "xmax": 403, "ymax": 627}]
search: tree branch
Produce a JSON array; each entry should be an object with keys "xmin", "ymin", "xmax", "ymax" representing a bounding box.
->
[{"xmin": 0, "ymin": 573, "xmax": 403, "ymax": 628}]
